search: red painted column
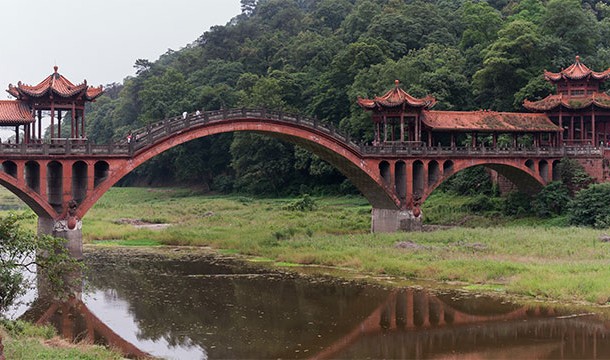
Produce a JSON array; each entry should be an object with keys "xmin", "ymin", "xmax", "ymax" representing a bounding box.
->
[
  {"xmin": 87, "ymin": 161, "xmax": 95, "ymax": 195},
  {"xmin": 405, "ymin": 160, "xmax": 413, "ymax": 210},
  {"xmin": 62, "ymin": 160, "xmax": 71, "ymax": 209},
  {"xmin": 39, "ymin": 160, "xmax": 48, "ymax": 200}
]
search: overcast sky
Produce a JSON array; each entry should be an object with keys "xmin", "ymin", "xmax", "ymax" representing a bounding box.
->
[{"xmin": 0, "ymin": 0, "xmax": 242, "ymax": 99}]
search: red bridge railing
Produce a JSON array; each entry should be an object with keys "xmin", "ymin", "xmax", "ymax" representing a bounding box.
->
[{"xmin": 1, "ymin": 108, "xmax": 604, "ymax": 158}]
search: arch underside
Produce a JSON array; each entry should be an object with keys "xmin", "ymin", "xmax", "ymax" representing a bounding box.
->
[
  {"xmin": 0, "ymin": 172, "xmax": 53, "ymax": 217},
  {"xmin": 425, "ymin": 161, "xmax": 545, "ymax": 203}
]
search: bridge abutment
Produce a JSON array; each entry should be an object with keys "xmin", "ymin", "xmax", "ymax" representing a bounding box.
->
[
  {"xmin": 38, "ymin": 217, "xmax": 83, "ymax": 260},
  {"xmin": 371, "ymin": 208, "xmax": 422, "ymax": 233}
]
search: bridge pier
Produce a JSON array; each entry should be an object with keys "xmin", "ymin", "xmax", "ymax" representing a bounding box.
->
[
  {"xmin": 371, "ymin": 208, "xmax": 422, "ymax": 233},
  {"xmin": 38, "ymin": 217, "xmax": 83, "ymax": 260}
]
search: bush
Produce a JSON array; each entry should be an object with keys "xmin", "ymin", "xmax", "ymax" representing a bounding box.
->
[
  {"xmin": 557, "ymin": 158, "xmax": 593, "ymax": 196},
  {"xmin": 283, "ymin": 194, "xmax": 317, "ymax": 211},
  {"xmin": 567, "ymin": 183, "xmax": 610, "ymax": 227},
  {"xmin": 502, "ymin": 192, "xmax": 533, "ymax": 217},
  {"xmin": 464, "ymin": 194, "xmax": 497, "ymax": 213},
  {"xmin": 532, "ymin": 182, "xmax": 571, "ymax": 218},
  {"xmin": 440, "ymin": 166, "xmax": 494, "ymax": 196}
]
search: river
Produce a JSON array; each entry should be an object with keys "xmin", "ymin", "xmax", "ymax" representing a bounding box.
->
[{"xmin": 5, "ymin": 247, "xmax": 610, "ymax": 359}]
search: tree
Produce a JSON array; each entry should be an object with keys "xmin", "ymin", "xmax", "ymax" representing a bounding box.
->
[
  {"xmin": 0, "ymin": 212, "xmax": 80, "ymax": 311},
  {"xmin": 568, "ymin": 183, "xmax": 610, "ymax": 227}
]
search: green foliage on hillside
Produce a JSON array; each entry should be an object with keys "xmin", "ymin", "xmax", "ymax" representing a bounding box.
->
[{"xmin": 87, "ymin": 0, "xmax": 610, "ymax": 194}]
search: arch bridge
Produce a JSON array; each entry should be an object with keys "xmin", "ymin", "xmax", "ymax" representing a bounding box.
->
[{"xmin": 0, "ymin": 108, "xmax": 604, "ymax": 255}]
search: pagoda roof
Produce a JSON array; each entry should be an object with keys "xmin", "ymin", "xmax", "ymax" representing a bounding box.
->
[
  {"xmin": 357, "ymin": 80, "xmax": 436, "ymax": 110},
  {"xmin": 420, "ymin": 110, "xmax": 561, "ymax": 132},
  {"xmin": 544, "ymin": 56, "xmax": 610, "ymax": 82},
  {"xmin": 0, "ymin": 100, "xmax": 34, "ymax": 125},
  {"xmin": 523, "ymin": 92, "xmax": 610, "ymax": 111},
  {"xmin": 7, "ymin": 66, "xmax": 104, "ymax": 101}
]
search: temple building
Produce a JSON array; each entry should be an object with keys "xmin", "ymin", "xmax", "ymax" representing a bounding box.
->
[
  {"xmin": 0, "ymin": 66, "xmax": 103, "ymax": 143},
  {"xmin": 524, "ymin": 56, "xmax": 610, "ymax": 146},
  {"xmin": 358, "ymin": 81, "xmax": 563, "ymax": 148},
  {"xmin": 0, "ymin": 100, "xmax": 35, "ymax": 143}
]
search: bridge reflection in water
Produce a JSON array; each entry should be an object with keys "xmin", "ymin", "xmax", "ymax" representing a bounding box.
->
[
  {"xmin": 313, "ymin": 289, "xmax": 609, "ymax": 360},
  {"xmin": 20, "ymin": 285, "xmax": 609, "ymax": 360}
]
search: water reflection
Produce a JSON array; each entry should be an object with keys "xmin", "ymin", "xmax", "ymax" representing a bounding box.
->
[{"xmin": 12, "ymin": 248, "xmax": 610, "ymax": 359}]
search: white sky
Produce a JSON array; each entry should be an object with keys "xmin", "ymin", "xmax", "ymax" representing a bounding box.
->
[{"xmin": 0, "ymin": 0, "xmax": 242, "ymax": 98}]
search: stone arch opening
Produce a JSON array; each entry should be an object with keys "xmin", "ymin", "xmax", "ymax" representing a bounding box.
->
[
  {"xmin": 413, "ymin": 160, "xmax": 424, "ymax": 199},
  {"xmin": 428, "ymin": 160, "xmax": 440, "ymax": 187},
  {"xmin": 72, "ymin": 161, "xmax": 88, "ymax": 204},
  {"xmin": 395, "ymin": 161, "xmax": 406, "ymax": 201},
  {"xmin": 539, "ymin": 160, "xmax": 549, "ymax": 182},
  {"xmin": 47, "ymin": 161, "xmax": 63, "ymax": 213},
  {"xmin": 525, "ymin": 159, "xmax": 535, "ymax": 172},
  {"xmin": 94, "ymin": 161, "xmax": 110, "ymax": 188},
  {"xmin": 379, "ymin": 161, "xmax": 391, "ymax": 186},
  {"xmin": 443, "ymin": 160, "xmax": 454, "ymax": 175},
  {"xmin": 2, "ymin": 161, "xmax": 17, "ymax": 178},
  {"xmin": 25, "ymin": 161, "xmax": 40, "ymax": 193}
]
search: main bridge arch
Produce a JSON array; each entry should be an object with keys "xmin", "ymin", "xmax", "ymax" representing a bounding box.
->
[{"xmin": 77, "ymin": 115, "xmax": 400, "ymax": 219}]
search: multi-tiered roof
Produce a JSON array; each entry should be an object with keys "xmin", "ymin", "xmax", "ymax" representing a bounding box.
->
[
  {"xmin": 357, "ymin": 80, "xmax": 436, "ymax": 111},
  {"xmin": 524, "ymin": 56, "xmax": 610, "ymax": 111},
  {"xmin": 7, "ymin": 66, "xmax": 103, "ymax": 102}
]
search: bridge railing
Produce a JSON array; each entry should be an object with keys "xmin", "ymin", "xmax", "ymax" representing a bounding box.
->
[
  {"xmin": 360, "ymin": 144, "xmax": 603, "ymax": 157},
  {"xmin": 0, "ymin": 140, "xmax": 130, "ymax": 156},
  {"xmin": 129, "ymin": 108, "xmax": 362, "ymax": 153}
]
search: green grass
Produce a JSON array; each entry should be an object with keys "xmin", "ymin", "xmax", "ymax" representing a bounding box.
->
[{"xmin": 1, "ymin": 321, "xmax": 123, "ymax": 360}]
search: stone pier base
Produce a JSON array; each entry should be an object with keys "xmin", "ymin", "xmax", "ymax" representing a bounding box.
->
[
  {"xmin": 38, "ymin": 217, "xmax": 83, "ymax": 260},
  {"xmin": 371, "ymin": 208, "xmax": 422, "ymax": 233}
]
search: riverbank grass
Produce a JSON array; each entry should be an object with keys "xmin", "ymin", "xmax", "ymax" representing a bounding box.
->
[
  {"xmin": 1, "ymin": 321, "xmax": 123, "ymax": 360},
  {"xmin": 79, "ymin": 187, "xmax": 610, "ymax": 306}
]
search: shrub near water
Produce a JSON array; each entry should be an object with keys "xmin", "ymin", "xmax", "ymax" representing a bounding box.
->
[{"xmin": 568, "ymin": 183, "xmax": 610, "ymax": 227}]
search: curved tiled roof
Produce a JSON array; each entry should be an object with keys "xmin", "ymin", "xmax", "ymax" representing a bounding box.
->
[
  {"xmin": 0, "ymin": 100, "xmax": 34, "ymax": 124},
  {"xmin": 544, "ymin": 56, "xmax": 610, "ymax": 82},
  {"xmin": 357, "ymin": 80, "xmax": 436, "ymax": 110},
  {"xmin": 421, "ymin": 110, "xmax": 561, "ymax": 132},
  {"xmin": 7, "ymin": 66, "xmax": 104, "ymax": 101},
  {"xmin": 523, "ymin": 92, "xmax": 610, "ymax": 111}
]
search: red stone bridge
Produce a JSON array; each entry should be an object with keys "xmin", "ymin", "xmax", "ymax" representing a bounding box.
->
[{"xmin": 0, "ymin": 108, "xmax": 605, "ymax": 255}]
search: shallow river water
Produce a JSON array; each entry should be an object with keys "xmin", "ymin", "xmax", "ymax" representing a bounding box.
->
[{"xmin": 7, "ymin": 247, "xmax": 610, "ymax": 359}]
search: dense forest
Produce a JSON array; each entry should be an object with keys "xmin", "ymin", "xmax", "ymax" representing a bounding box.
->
[{"xmin": 86, "ymin": 0, "xmax": 610, "ymax": 195}]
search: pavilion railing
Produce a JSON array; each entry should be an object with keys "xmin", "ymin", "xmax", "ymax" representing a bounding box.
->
[{"xmin": 0, "ymin": 108, "xmax": 605, "ymax": 158}]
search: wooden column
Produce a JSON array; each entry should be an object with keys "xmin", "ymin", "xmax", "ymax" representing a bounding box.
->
[
  {"xmin": 57, "ymin": 111, "xmax": 62, "ymax": 139},
  {"xmin": 558, "ymin": 109, "xmax": 563, "ymax": 146},
  {"xmin": 580, "ymin": 115, "xmax": 584, "ymax": 142},
  {"xmin": 383, "ymin": 115, "xmax": 388, "ymax": 142},
  {"xmin": 591, "ymin": 105, "xmax": 599, "ymax": 147},
  {"xmin": 37, "ymin": 109, "xmax": 42, "ymax": 141},
  {"xmin": 50, "ymin": 103, "xmax": 55, "ymax": 140},
  {"xmin": 71, "ymin": 102, "xmax": 76, "ymax": 138},
  {"xmin": 400, "ymin": 114, "xmax": 405, "ymax": 142},
  {"xmin": 81, "ymin": 109, "xmax": 86, "ymax": 138},
  {"xmin": 570, "ymin": 116, "xmax": 574, "ymax": 144}
]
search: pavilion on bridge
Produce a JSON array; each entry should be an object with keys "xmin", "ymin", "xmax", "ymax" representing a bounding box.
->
[
  {"xmin": 357, "ymin": 80, "xmax": 563, "ymax": 149},
  {"xmin": 0, "ymin": 66, "xmax": 103, "ymax": 144},
  {"xmin": 358, "ymin": 56, "xmax": 610, "ymax": 149},
  {"xmin": 524, "ymin": 56, "xmax": 610, "ymax": 146}
]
